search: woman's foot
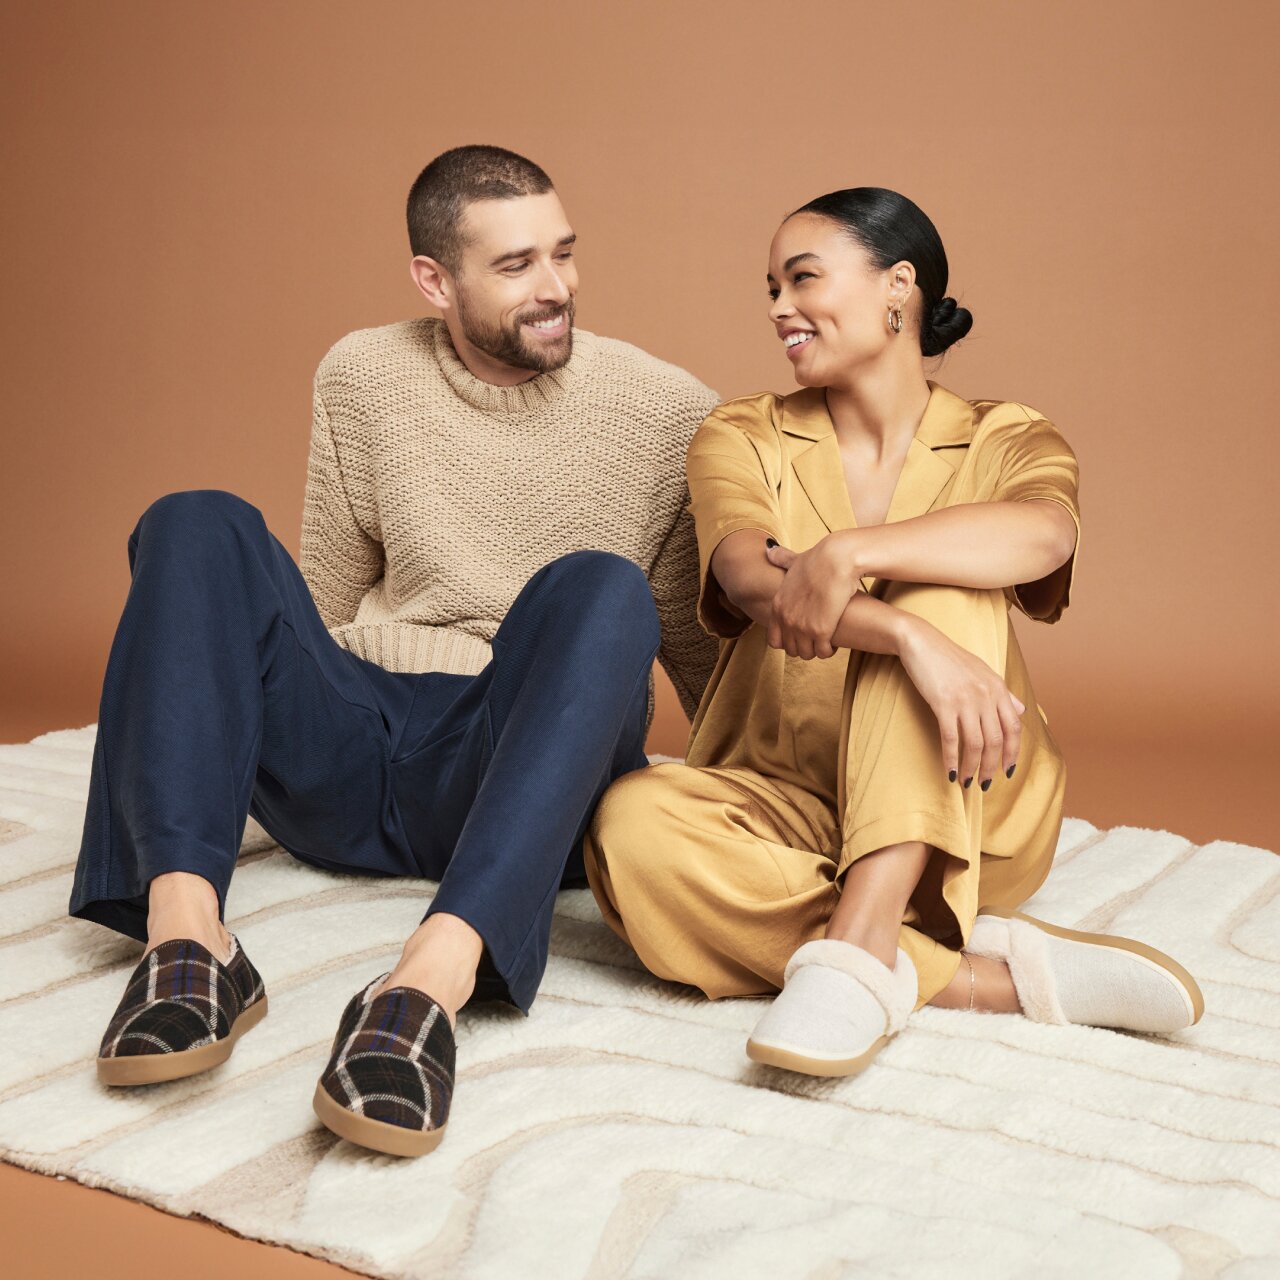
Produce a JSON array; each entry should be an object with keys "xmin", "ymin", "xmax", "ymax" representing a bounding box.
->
[
  {"xmin": 966, "ymin": 908, "xmax": 1204, "ymax": 1033},
  {"xmin": 746, "ymin": 940, "xmax": 918, "ymax": 1077}
]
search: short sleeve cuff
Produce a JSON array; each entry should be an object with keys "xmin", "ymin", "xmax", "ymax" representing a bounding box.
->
[
  {"xmin": 696, "ymin": 520, "xmax": 782, "ymax": 639},
  {"xmin": 1007, "ymin": 495, "xmax": 1080, "ymax": 624}
]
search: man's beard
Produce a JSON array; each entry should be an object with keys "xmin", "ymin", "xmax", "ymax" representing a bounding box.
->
[{"xmin": 456, "ymin": 294, "xmax": 576, "ymax": 374}]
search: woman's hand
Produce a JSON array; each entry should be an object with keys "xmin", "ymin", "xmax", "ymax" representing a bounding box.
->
[
  {"xmin": 764, "ymin": 531, "xmax": 862, "ymax": 659},
  {"xmin": 896, "ymin": 617, "xmax": 1027, "ymax": 788}
]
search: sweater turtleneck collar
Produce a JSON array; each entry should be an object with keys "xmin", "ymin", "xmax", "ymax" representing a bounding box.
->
[{"xmin": 430, "ymin": 318, "xmax": 595, "ymax": 414}]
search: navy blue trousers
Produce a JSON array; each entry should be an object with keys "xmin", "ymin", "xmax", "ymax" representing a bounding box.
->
[{"xmin": 68, "ymin": 490, "xmax": 658, "ymax": 1013}]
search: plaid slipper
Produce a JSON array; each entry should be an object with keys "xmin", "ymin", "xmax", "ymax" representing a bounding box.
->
[
  {"xmin": 311, "ymin": 974, "xmax": 456, "ymax": 1157},
  {"xmin": 96, "ymin": 934, "xmax": 267, "ymax": 1086}
]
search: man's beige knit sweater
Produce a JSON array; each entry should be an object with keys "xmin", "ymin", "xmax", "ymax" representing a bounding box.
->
[{"xmin": 298, "ymin": 317, "xmax": 721, "ymax": 729}]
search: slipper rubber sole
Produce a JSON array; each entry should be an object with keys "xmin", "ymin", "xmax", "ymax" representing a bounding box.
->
[
  {"xmin": 746, "ymin": 1032, "xmax": 893, "ymax": 1078},
  {"xmin": 97, "ymin": 994, "xmax": 269, "ymax": 1086},
  {"xmin": 312, "ymin": 1081, "xmax": 446, "ymax": 1157}
]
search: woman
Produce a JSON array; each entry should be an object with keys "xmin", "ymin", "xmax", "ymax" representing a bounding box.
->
[{"xmin": 583, "ymin": 187, "xmax": 1203, "ymax": 1078}]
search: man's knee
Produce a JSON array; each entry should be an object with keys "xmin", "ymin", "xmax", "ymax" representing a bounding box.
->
[
  {"xmin": 134, "ymin": 489, "xmax": 264, "ymax": 548},
  {"xmin": 537, "ymin": 550, "xmax": 659, "ymax": 644}
]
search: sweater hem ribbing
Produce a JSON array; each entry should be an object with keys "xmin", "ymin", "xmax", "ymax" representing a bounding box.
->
[{"xmin": 329, "ymin": 623, "xmax": 493, "ymax": 677}]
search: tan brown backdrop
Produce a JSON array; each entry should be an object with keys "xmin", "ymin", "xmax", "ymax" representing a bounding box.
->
[{"xmin": 2, "ymin": 1, "xmax": 1276, "ymax": 849}]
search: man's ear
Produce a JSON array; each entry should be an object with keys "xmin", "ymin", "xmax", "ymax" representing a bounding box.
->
[{"xmin": 409, "ymin": 255, "xmax": 453, "ymax": 311}]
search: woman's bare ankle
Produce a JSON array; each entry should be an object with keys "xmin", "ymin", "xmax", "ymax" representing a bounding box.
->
[
  {"xmin": 823, "ymin": 917, "xmax": 902, "ymax": 970},
  {"xmin": 928, "ymin": 952, "xmax": 1021, "ymax": 1013}
]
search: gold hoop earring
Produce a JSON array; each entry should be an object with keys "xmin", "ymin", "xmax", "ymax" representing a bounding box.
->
[{"xmin": 888, "ymin": 303, "xmax": 903, "ymax": 334}]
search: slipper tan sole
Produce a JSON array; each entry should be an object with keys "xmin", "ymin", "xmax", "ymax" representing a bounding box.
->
[
  {"xmin": 312, "ymin": 1082, "xmax": 447, "ymax": 1157},
  {"xmin": 978, "ymin": 907, "xmax": 1205, "ymax": 1025},
  {"xmin": 746, "ymin": 1032, "xmax": 892, "ymax": 1078},
  {"xmin": 97, "ymin": 994, "xmax": 269, "ymax": 1086}
]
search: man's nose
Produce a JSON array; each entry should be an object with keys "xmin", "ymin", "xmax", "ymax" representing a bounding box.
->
[{"xmin": 535, "ymin": 262, "xmax": 572, "ymax": 306}]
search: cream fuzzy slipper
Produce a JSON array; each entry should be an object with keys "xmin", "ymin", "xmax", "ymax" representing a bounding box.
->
[
  {"xmin": 746, "ymin": 940, "xmax": 918, "ymax": 1077},
  {"xmin": 967, "ymin": 908, "xmax": 1204, "ymax": 1033}
]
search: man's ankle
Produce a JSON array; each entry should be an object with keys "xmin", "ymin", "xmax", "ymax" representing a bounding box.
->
[
  {"xmin": 145, "ymin": 874, "xmax": 233, "ymax": 963},
  {"xmin": 374, "ymin": 913, "xmax": 485, "ymax": 1026},
  {"xmin": 145, "ymin": 872, "xmax": 229, "ymax": 955},
  {"xmin": 375, "ymin": 964, "xmax": 474, "ymax": 1028}
]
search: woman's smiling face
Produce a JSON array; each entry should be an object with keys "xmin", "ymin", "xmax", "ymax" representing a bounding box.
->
[{"xmin": 767, "ymin": 212, "xmax": 911, "ymax": 387}]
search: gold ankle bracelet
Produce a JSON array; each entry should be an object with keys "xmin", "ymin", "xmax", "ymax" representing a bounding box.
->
[{"xmin": 962, "ymin": 953, "xmax": 976, "ymax": 1011}]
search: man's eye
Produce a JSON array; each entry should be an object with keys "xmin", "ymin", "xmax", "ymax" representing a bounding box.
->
[
  {"xmin": 556, "ymin": 251, "xmax": 574, "ymax": 261},
  {"xmin": 505, "ymin": 263, "xmax": 529, "ymax": 274}
]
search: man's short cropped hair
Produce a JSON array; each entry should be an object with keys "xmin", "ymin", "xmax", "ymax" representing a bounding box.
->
[{"xmin": 406, "ymin": 145, "xmax": 554, "ymax": 272}]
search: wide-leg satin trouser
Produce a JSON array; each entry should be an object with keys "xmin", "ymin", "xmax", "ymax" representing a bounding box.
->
[
  {"xmin": 68, "ymin": 490, "xmax": 657, "ymax": 1013},
  {"xmin": 583, "ymin": 579, "xmax": 1067, "ymax": 1010}
]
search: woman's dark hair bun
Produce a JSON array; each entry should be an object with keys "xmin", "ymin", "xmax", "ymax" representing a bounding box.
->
[{"xmin": 923, "ymin": 295, "xmax": 973, "ymax": 357}]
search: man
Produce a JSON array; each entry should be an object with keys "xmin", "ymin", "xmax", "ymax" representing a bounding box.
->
[{"xmin": 70, "ymin": 145, "xmax": 719, "ymax": 1157}]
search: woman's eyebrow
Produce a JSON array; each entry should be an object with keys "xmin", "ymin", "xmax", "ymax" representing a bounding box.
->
[{"xmin": 766, "ymin": 252, "xmax": 821, "ymax": 283}]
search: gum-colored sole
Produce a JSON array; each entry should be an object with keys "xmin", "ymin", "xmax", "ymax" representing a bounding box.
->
[
  {"xmin": 746, "ymin": 1032, "xmax": 892, "ymax": 1078},
  {"xmin": 979, "ymin": 907, "xmax": 1205, "ymax": 1025},
  {"xmin": 97, "ymin": 994, "xmax": 269, "ymax": 1086},
  {"xmin": 312, "ymin": 1082, "xmax": 446, "ymax": 1157}
]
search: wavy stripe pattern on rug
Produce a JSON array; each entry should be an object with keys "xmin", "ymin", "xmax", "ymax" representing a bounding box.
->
[{"xmin": 1, "ymin": 726, "xmax": 1278, "ymax": 1279}]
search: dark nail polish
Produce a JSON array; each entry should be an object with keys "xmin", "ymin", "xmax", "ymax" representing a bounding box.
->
[
  {"xmin": 1006, "ymin": 764, "xmax": 1016, "ymax": 779},
  {"xmin": 948, "ymin": 769, "xmax": 957, "ymax": 783},
  {"xmin": 765, "ymin": 537, "xmax": 778, "ymax": 548},
  {"xmin": 963, "ymin": 776, "xmax": 973, "ymax": 789},
  {"xmin": 980, "ymin": 778, "xmax": 992, "ymax": 792}
]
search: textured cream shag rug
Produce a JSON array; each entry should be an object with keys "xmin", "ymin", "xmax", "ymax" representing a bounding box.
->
[{"xmin": 1, "ymin": 725, "xmax": 1278, "ymax": 1279}]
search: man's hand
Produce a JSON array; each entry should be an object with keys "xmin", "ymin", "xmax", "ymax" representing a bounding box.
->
[{"xmin": 764, "ymin": 531, "xmax": 863, "ymax": 660}]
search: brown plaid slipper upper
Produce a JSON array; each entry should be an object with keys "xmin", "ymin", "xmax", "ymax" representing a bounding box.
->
[
  {"xmin": 96, "ymin": 934, "xmax": 267, "ymax": 1086},
  {"xmin": 311, "ymin": 974, "xmax": 456, "ymax": 1158}
]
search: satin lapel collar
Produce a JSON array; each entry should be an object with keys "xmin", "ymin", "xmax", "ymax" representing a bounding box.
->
[
  {"xmin": 882, "ymin": 381, "xmax": 976, "ymax": 524},
  {"xmin": 782, "ymin": 388, "xmax": 856, "ymax": 534},
  {"xmin": 882, "ymin": 439, "xmax": 956, "ymax": 525},
  {"xmin": 781, "ymin": 381, "xmax": 976, "ymax": 533},
  {"xmin": 792, "ymin": 437, "xmax": 857, "ymax": 533}
]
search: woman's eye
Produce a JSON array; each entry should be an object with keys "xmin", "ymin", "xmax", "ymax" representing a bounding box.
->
[
  {"xmin": 767, "ymin": 289, "xmax": 779, "ymax": 301},
  {"xmin": 793, "ymin": 271, "xmax": 814, "ymax": 283}
]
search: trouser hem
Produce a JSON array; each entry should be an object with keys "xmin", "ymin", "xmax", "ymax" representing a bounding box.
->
[
  {"xmin": 839, "ymin": 810, "xmax": 973, "ymax": 876},
  {"xmin": 69, "ymin": 848, "xmax": 234, "ymax": 943},
  {"xmin": 68, "ymin": 894, "xmax": 148, "ymax": 944},
  {"xmin": 425, "ymin": 867, "xmax": 561, "ymax": 1016}
]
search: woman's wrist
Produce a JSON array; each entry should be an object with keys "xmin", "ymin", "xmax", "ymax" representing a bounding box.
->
[
  {"xmin": 822, "ymin": 529, "xmax": 866, "ymax": 591},
  {"xmin": 892, "ymin": 612, "xmax": 936, "ymax": 659}
]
